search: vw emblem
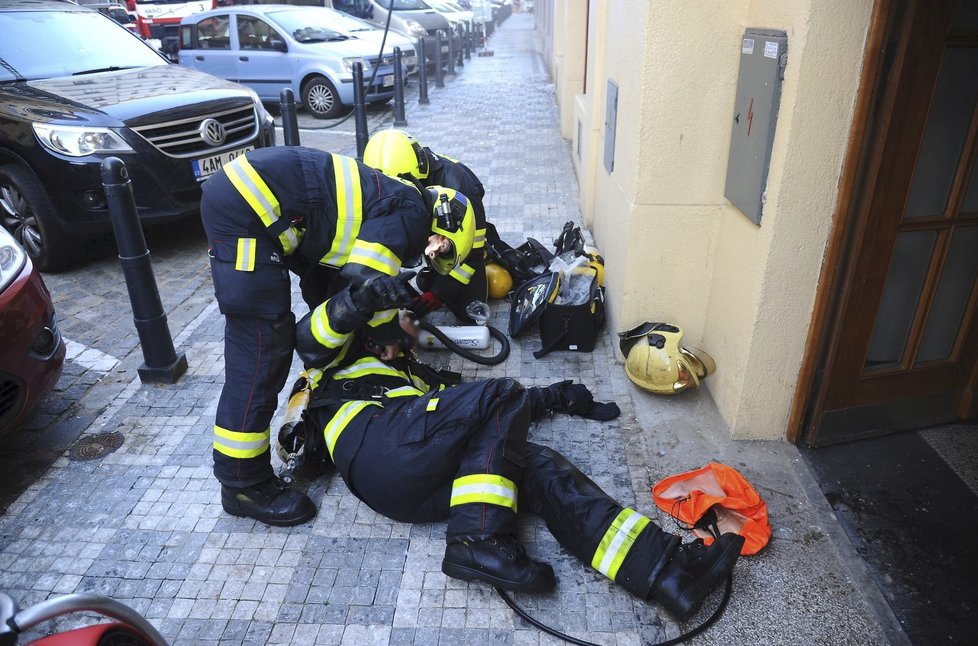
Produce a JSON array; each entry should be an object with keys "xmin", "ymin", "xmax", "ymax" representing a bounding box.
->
[{"xmin": 199, "ymin": 118, "xmax": 226, "ymax": 146}]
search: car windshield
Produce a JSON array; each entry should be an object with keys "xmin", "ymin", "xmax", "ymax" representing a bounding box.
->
[
  {"xmin": 319, "ymin": 8, "xmax": 377, "ymax": 32},
  {"xmin": 0, "ymin": 10, "xmax": 165, "ymax": 82},
  {"xmin": 377, "ymin": 0, "xmax": 431, "ymax": 10},
  {"xmin": 265, "ymin": 9, "xmax": 350, "ymax": 43}
]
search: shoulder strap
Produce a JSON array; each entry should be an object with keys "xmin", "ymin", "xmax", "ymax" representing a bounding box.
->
[{"xmin": 533, "ymin": 328, "xmax": 568, "ymax": 359}]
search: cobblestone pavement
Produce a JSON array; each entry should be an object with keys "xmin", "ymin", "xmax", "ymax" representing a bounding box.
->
[{"xmin": 1, "ymin": 12, "xmax": 896, "ymax": 646}]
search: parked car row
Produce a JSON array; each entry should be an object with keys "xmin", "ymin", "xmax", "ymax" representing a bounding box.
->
[{"xmin": 0, "ymin": 0, "xmax": 509, "ymax": 275}]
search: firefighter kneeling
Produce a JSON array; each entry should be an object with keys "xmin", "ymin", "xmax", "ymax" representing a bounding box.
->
[{"xmin": 294, "ymin": 308, "xmax": 744, "ymax": 619}]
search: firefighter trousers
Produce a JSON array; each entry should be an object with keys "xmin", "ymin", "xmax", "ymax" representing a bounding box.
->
[
  {"xmin": 327, "ymin": 378, "xmax": 529, "ymax": 540},
  {"xmin": 201, "ymin": 187, "xmax": 297, "ymax": 487},
  {"xmin": 315, "ymin": 376, "xmax": 678, "ymax": 599}
]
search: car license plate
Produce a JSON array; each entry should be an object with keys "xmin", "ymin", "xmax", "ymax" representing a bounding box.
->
[
  {"xmin": 383, "ymin": 74, "xmax": 394, "ymax": 87},
  {"xmin": 192, "ymin": 146, "xmax": 254, "ymax": 181}
]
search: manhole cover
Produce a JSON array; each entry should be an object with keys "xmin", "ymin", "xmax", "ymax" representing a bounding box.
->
[{"xmin": 69, "ymin": 432, "xmax": 124, "ymax": 461}]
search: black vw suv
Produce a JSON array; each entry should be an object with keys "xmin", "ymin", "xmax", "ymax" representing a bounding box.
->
[{"xmin": 0, "ymin": 0, "xmax": 276, "ymax": 271}]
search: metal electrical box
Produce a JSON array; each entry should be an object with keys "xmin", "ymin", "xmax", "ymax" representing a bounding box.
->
[
  {"xmin": 724, "ymin": 28, "xmax": 788, "ymax": 225},
  {"xmin": 604, "ymin": 79, "xmax": 619, "ymax": 173}
]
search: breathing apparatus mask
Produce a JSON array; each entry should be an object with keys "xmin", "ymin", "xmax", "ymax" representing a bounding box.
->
[{"xmin": 425, "ymin": 187, "xmax": 475, "ymax": 276}]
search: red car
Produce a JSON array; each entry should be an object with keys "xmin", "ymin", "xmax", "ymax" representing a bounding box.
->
[{"xmin": 0, "ymin": 226, "xmax": 65, "ymax": 435}]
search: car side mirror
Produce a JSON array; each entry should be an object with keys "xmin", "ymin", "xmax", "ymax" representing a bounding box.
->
[{"xmin": 270, "ymin": 38, "xmax": 287, "ymax": 52}]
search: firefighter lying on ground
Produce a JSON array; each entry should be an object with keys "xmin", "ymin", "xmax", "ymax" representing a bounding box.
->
[
  {"xmin": 363, "ymin": 129, "xmax": 490, "ymax": 324},
  {"xmin": 199, "ymin": 145, "xmax": 476, "ymax": 528},
  {"xmin": 291, "ymin": 306, "xmax": 745, "ymax": 621}
]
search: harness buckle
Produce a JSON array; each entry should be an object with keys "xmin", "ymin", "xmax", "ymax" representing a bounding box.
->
[{"xmin": 339, "ymin": 381, "xmax": 388, "ymax": 400}]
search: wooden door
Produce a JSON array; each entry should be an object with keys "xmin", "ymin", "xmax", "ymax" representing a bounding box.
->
[{"xmin": 806, "ymin": 0, "xmax": 978, "ymax": 446}]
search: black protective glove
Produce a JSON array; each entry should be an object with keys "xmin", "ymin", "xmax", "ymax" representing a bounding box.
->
[
  {"xmin": 530, "ymin": 380, "xmax": 621, "ymax": 421},
  {"xmin": 350, "ymin": 271, "xmax": 418, "ymax": 313},
  {"xmin": 322, "ymin": 271, "xmax": 417, "ymax": 335}
]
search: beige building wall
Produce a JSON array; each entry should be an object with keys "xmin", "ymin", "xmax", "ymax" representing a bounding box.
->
[{"xmin": 539, "ymin": 0, "xmax": 874, "ymax": 440}]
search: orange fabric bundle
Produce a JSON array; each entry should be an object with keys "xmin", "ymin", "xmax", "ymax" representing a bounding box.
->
[{"xmin": 652, "ymin": 462, "xmax": 771, "ymax": 556}]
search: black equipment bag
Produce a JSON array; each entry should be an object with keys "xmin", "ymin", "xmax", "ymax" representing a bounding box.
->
[
  {"xmin": 485, "ymin": 222, "xmax": 553, "ymax": 284},
  {"xmin": 534, "ymin": 272, "xmax": 605, "ymax": 358}
]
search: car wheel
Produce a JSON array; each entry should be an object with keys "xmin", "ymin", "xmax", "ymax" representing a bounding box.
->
[
  {"xmin": 302, "ymin": 76, "xmax": 345, "ymax": 119},
  {"xmin": 0, "ymin": 163, "xmax": 72, "ymax": 272}
]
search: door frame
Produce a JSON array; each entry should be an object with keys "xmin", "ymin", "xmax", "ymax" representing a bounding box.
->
[{"xmin": 788, "ymin": 0, "xmax": 978, "ymax": 446}]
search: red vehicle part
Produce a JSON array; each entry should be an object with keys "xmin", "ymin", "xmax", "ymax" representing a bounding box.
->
[
  {"xmin": 0, "ymin": 592, "xmax": 168, "ymax": 646},
  {"xmin": 0, "ymin": 246, "xmax": 65, "ymax": 436}
]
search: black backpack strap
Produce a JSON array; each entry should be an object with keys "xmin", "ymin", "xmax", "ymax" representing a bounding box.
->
[
  {"xmin": 534, "ymin": 313, "xmax": 570, "ymax": 359},
  {"xmin": 533, "ymin": 329, "xmax": 568, "ymax": 359}
]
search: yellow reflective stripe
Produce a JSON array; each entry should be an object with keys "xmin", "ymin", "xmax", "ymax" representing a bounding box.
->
[
  {"xmin": 322, "ymin": 154, "xmax": 363, "ymax": 266},
  {"xmin": 426, "ymin": 398, "xmax": 439, "ymax": 411},
  {"xmin": 473, "ymin": 227, "xmax": 487, "ymax": 249},
  {"xmin": 224, "ymin": 156, "xmax": 279, "ymax": 227},
  {"xmin": 411, "ymin": 375, "xmax": 430, "ymax": 392},
  {"xmin": 213, "ymin": 425, "xmax": 269, "ymax": 459},
  {"xmin": 324, "ymin": 400, "xmax": 380, "ymax": 456},
  {"xmin": 449, "ymin": 262, "xmax": 475, "ymax": 284},
  {"xmin": 386, "ymin": 385, "xmax": 424, "ymax": 398},
  {"xmin": 450, "ymin": 474, "xmax": 518, "ymax": 512},
  {"xmin": 224, "ymin": 156, "xmax": 298, "ymax": 255},
  {"xmin": 235, "ymin": 238, "xmax": 256, "ymax": 272},
  {"xmin": 591, "ymin": 508, "xmax": 651, "ymax": 581},
  {"xmin": 310, "ymin": 301, "xmax": 349, "ymax": 348},
  {"xmin": 305, "ymin": 368, "xmax": 323, "ymax": 388},
  {"xmin": 278, "ymin": 227, "xmax": 302, "ymax": 255},
  {"xmin": 367, "ymin": 309, "xmax": 397, "ymax": 327},
  {"xmin": 347, "ymin": 240, "xmax": 401, "ymax": 276},
  {"xmin": 331, "ymin": 357, "xmax": 406, "ymax": 380}
]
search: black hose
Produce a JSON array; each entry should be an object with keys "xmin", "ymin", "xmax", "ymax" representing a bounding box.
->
[
  {"xmin": 298, "ymin": 5, "xmax": 393, "ymax": 131},
  {"xmin": 416, "ymin": 319, "xmax": 510, "ymax": 365},
  {"xmin": 495, "ymin": 573, "xmax": 734, "ymax": 646}
]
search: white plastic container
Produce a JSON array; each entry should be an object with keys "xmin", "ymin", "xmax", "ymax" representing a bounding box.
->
[{"xmin": 418, "ymin": 326, "xmax": 491, "ymax": 350}]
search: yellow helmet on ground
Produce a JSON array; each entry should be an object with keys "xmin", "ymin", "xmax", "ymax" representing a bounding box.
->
[
  {"xmin": 363, "ymin": 129, "xmax": 430, "ymax": 181},
  {"xmin": 618, "ymin": 322, "xmax": 716, "ymax": 395},
  {"xmin": 485, "ymin": 262, "xmax": 514, "ymax": 299},
  {"xmin": 426, "ymin": 186, "xmax": 476, "ymax": 275}
]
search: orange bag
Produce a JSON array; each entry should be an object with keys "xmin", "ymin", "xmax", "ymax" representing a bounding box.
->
[{"xmin": 652, "ymin": 462, "xmax": 770, "ymax": 556}]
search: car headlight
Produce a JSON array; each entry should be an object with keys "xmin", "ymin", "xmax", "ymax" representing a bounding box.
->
[
  {"xmin": 0, "ymin": 227, "xmax": 28, "ymax": 293},
  {"xmin": 343, "ymin": 57, "xmax": 371, "ymax": 72},
  {"xmin": 33, "ymin": 123, "xmax": 134, "ymax": 157},
  {"xmin": 402, "ymin": 19, "xmax": 428, "ymax": 37}
]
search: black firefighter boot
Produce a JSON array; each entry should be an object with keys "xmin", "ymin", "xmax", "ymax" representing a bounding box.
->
[
  {"xmin": 221, "ymin": 475, "xmax": 317, "ymax": 527},
  {"xmin": 650, "ymin": 533, "xmax": 744, "ymax": 620},
  {"xmin": 442, "ymin": 535, "xmax": 557, "ymax": 593}
]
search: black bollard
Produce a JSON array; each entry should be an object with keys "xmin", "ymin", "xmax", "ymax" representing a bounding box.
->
[
  {"xmin": 101, "ymin": 158, "xmax": 187, "ymax": 384},
  {"xmin": 434, "ymin": 31, "xmax": 444, "ymax": 88},
  {"xmin": 352, "ymin": 62, "xmax": 368, "ymax": 159},
  {"xmin": 392, "ymin": 47, "xmax": 407, "ymax": 127},
  {"xmin": 279, "ymin": 88, "xmax": 300, "ymax": 146},
  {"xmin": 456, "ymin": 24, "xmax": 464, "ymax": 68},
  {"xmin": 446, "ymin": 28, "xmax": 455, "ymax": 75},
  {"xmin": 417, "ymin": 38, "xmax": 429, "ymax": 104}
]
